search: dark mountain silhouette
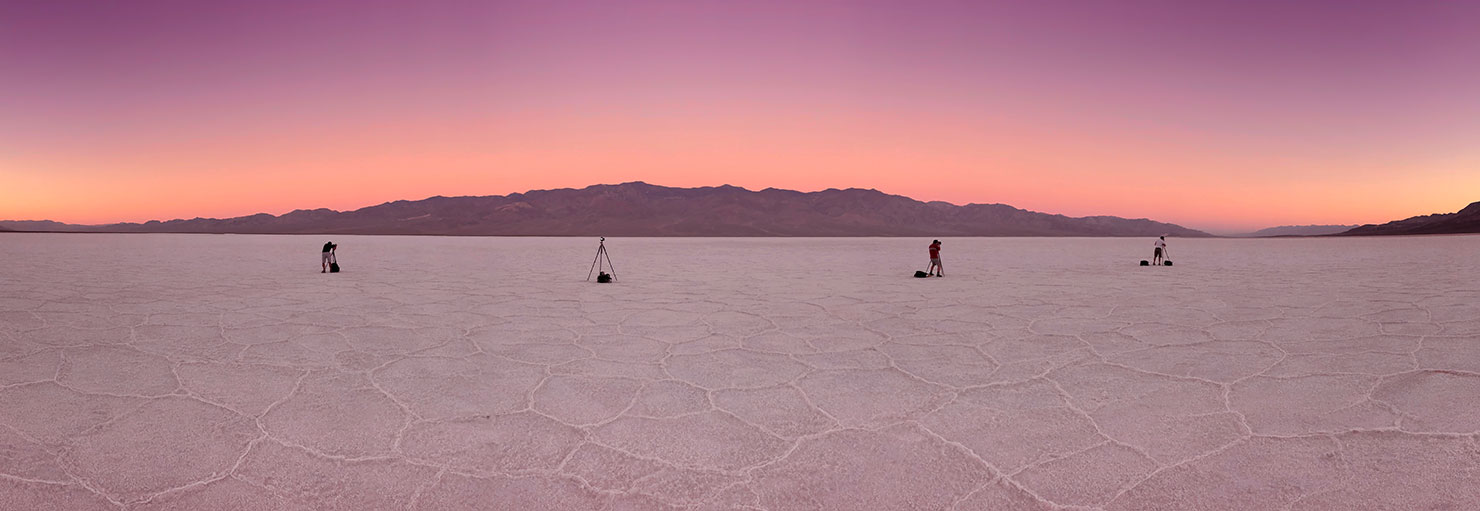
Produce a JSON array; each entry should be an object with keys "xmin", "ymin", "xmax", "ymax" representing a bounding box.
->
[
  {"xmin": 1233, "ymin": 224, "xmax": 1359, "ymax": 237},
  {"xmin": 1338, "ymin": 202, "xmax": 1480, "ymax": 236},
  {"xmin": 3, "ymin": 182, "xmax": 1211, "ymax": 237},
  {"xmin": 0, "ymin": 220, "xmax": 73, "ymax": 231}
]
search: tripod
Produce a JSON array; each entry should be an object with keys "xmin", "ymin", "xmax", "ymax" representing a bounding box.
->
[{"xmin": 586, "ymin": 237, "xmax": 617, "ymax": 282}]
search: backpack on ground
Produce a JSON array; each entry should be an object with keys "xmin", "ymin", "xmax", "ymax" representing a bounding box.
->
[{"xmin": 913, "ymin": 270, "xmax": 929, "ymax": 278}]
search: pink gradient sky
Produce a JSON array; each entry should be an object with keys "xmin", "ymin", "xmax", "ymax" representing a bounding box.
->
[{"xmin": 3, "ymin": 0, "xmax": 1478, "ymax": 233}]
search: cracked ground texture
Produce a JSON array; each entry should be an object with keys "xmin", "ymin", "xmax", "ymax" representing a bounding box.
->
[{"xmin": 1, "ymin": 234, "xmax": 1477, "ymax": 510}]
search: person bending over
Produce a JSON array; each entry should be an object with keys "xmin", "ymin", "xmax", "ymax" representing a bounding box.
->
[
  {"xmin": 1152, "ymin": 236, "xmax": 1167, "ymax": 265},
  {"xmin": 322, "ymin": 241, "xmax": 337, "ymax": 273},
  {"xmin": 927, "ymin": 240, "xmax": 943, "ymax": 277}
]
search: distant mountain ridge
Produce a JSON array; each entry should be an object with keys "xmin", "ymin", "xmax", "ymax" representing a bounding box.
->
[
  {"xmin": 1234, "ymin": 224, "xmax": 1359, "ymax": 237},
  {"xmin": 2, "ymin": 182, "xmax": 1211, "ymax": 237},
  {"xmin": 1338, "ymin": 201, "xmax": 1480, "ymax": 236},
  {"xmin": 0, "ymin": 220, "xmax": 70, "ymax": 231}
]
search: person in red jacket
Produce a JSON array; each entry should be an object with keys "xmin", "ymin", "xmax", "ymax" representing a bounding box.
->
[{"xmin": 927, "ymin": 240, "xmax": 943, "ymax": 277}]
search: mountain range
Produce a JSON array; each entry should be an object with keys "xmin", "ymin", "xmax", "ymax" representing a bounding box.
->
[
  {"xmin": 1338, "ymin": 201, "xmax": 1480, "ymax": 236},
  {"xmin": 2, "ymin": 182, "xmax": 1211, "ymax": 237},
  {"xmin": 6, "ymin": 184, "xmax": 1474, "ymax": 237},
  {"xmin": 1232, "ymin": 225, "xmax": 1360, "ymax": 237}
]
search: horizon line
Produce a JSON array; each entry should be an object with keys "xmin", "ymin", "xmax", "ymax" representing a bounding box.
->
[{"xmin": 4, "ymin": 180, "xmax": 1467, "ymax": 234}]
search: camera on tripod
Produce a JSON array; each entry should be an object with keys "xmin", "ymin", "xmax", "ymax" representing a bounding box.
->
[{"xmin": 587, "ymin": 237, "xmax": 616, "ymax": 283}]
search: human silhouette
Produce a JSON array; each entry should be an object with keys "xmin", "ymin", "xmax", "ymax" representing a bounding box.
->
[
  {"xmin": 927, "ymin": 240, "xmax": 943, "ymax": 277},
  {"xmin": 321, "ymin": 241, "xmax": 337, "ymax": 273}
]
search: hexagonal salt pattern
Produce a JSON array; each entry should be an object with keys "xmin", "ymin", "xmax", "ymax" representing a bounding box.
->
[{"xmin": 0, "ymin": 234, "xmax": 1476, "ymax": 509}]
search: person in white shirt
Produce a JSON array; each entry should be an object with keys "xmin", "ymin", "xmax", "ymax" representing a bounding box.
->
[{"xmin": 1153, "ymin": 236, "xmax": 1167, "ymax": 265}]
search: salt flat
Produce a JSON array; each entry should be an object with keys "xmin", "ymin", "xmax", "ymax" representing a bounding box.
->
[{"xmin": 1, "ymin": 233, "xmax": 1477, "ymax": 510}]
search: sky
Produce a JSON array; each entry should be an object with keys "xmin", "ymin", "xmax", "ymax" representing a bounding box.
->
[{"xmin": 2, "ymin": 0, "xmax": 1478, "ymax": 233}]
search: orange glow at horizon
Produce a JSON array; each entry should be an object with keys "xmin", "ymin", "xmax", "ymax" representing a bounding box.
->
[{"xmin": 6, "ymin": 111, "xmax": 1475, "ymax": 233}]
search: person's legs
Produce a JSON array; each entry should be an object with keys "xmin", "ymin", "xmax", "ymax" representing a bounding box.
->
[{"xmin": 322, "ymin": 253, "xmax": 329, "ymax": 272}]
